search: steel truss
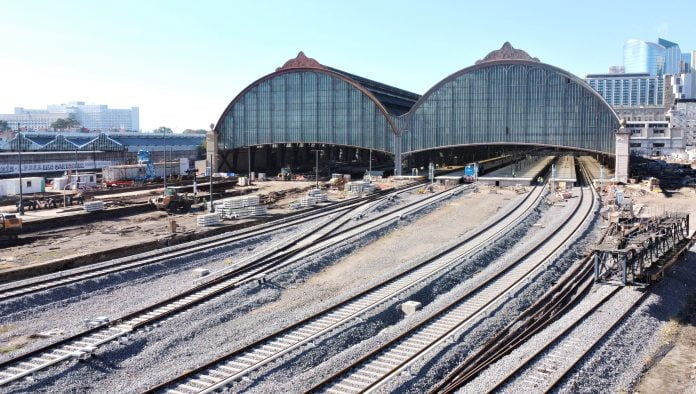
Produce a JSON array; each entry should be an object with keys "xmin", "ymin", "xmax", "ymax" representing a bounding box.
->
[{"xmin": 593, "ymin": 214, "xmax": 690, "ymax": 286}]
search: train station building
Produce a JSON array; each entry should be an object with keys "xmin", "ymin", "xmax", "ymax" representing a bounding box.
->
[{"xmin": 210, "ymin": 43, "xmax": 624, "ymax": 178}]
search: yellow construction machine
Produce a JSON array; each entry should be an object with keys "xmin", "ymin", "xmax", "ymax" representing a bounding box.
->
[{"xmin": 0, "ymin": 213, "xmax": 22, "ymax": 241}]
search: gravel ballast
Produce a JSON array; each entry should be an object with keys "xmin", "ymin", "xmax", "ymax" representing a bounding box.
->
[{"xmin": 1, "ymin": 186, "xmax": 514, "ymax": 392}]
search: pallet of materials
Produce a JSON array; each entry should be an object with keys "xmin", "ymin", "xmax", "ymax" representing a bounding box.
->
[
  {"xmin": 213, "ymin": 195, "xmax": 266, "ymax": 219},
  {"xmin": 197, "ymin": 213, "xmax": 221, "ymax": 227},
  {"xmin": 346, "ymin": 181, "xmax": 376, "ymax": 194},
  {"xmin": 307, "ymin": 189, "xmax": 328, "ymax": 202},
  {"xmin": 83, "ymin": 200, "xmax": 105, "ymax": 212}
]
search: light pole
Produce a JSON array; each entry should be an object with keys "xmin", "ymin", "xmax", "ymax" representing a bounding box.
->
[
  {"xmin": 16, "ymin": 124, "xmax": 24, "ymax": 215},
  {"xmin": 311, "ymin": 149, "xmax": 322, "ymax": 190},
  {"xmin": 368, "ymin": 149, "xmax": 372, "ymax": 182}
]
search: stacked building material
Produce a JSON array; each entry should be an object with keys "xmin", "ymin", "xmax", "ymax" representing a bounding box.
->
[
  {"xmin": 299, "ymin": 196, "xmax": 318, "ymax": 207},
  {"xmin": 196, "ymin": 213, "xmax": 221, "ymax": 227},
  {"xmin": 83, "ymin": 200, "xmax": 105, "ymax": 212},
  {"xmin": 345, "ymin": 181, "xmax": 376, "ymax": 194},
  {"xmin": 213, "ymin": 195, "xmax": 266, "ymax": 219},
  {"xmin": 307, "ymin": 188, "xmax": 328, "ymax": 202}
]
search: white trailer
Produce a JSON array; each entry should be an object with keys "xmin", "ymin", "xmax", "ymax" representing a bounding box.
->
[{"xmin": 0, "ymin": 177, "xmax": 46, "ymax": 196}]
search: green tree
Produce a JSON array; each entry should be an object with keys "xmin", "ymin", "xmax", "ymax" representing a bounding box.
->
[
  {"xmin": 51, "ymin": 118, "xmax": 67, "ymax": 131},
  {"xmin": 50, "ymin": 118, "xmax": 80, "ymax": 131},
  {"xmin": 0, "ymin": 120, "xmax": 10, "ymax": 132},
  {"xmin": 155, "ymin": 126, "xmax": 173, "ymax": 134},
  {"xmin": 65, "ymin": 118, "xmax": 79, "ymax": 129}
]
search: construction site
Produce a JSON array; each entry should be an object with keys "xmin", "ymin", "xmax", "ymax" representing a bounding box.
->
[
  {"xmin": 1, "ymin": 46, "xmax": 696, "ymax": 394},
  {"xmin": 0, "ymin": 149, "xmax": 694, "ymax": 394}
]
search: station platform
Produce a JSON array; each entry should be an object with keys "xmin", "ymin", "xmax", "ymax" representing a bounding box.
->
[
  {"xmin": 554, "ymin": 156, "xmax": 577, "ymax": 189},
  {"xmin": 578, "ymin": 156, "xmax": 613, "ymax": 183},
  {"xmin": 478, "ymin": 156, "xmax": 555, "ymax": 186}
]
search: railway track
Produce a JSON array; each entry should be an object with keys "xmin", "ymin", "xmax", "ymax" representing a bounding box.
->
[
  {"xmin": 430, "ymin": 163, "xmax": 604, "ymax": 392},
  {"xmin": 0, "ymin": 181, "xmax": 462, "ymax": 388},
  {"xmin": 436, "ymin": 165, "xmax": 696, "ymax": 394},
  {"xmin": 0, "ymin": 182, "xmax": 424, "ymax": 302},
  {"xmin": 145, "ymin": 183, "xmax": 548, "ymax": 393},
  {"xmin": 311, "ymin": 172, "xmax": 598, "ymax": 393}
]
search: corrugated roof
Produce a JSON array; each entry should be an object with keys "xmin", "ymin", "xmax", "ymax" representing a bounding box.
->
[{"xmin": 327, "ymin": 67, "xmax": 421, "ymax": 116}]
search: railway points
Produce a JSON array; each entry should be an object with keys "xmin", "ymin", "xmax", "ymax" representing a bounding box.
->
[{"xmin": 1, "ymin": 155, "xmax": 694, "ymax": 394}]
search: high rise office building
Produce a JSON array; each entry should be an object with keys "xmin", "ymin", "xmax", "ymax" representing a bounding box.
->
[
  {"xmin": 623, "ymin": 38, "xmax": 690, "ymax": 76},
  {"xmin": 658, "ymin": 38, "xmax": 682, "ymax": 75},
  {"xmin": 624, "ymin": 39, "xmax": 666, "ymax": 75}
]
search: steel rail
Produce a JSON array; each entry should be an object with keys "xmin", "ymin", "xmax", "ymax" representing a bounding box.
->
[
  {"xmin": 431, "ymin": 260, "xmax": 597, "ymax": 393},
  {"xmin": 0, "ymin": 182, "xmax": 424, "ymax": 301},
  {"xmin": 539, "ymin": 289, "xmax": 646, "ymax": 393},
  {"xmin": 0, "ymin": 181, "xmax": 451, "ymax": 388},
  {"xmin": 477, "ymin": 285, "xmax": 622, "ymax": 394},
  {"xmin": 144, "ymin": 184, "xmax": 547, "ymax": 393},
  {"xmin": 431, "ymin": 161, "xmax": 603, "ymax": 392},
  {"xmin": 541, "ymin": 238, "xmax": 695, "ymax": 393},
  {"xmin": 312, "ymin": 174, "xmax": 597, "ymax": 393}
]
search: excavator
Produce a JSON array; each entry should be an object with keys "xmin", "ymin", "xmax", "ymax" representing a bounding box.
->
[
  {"xmin": 0, "ymin": 213, "xmax": 22, "ymax": 241},
  {"xmin": 150, "ymin": 186, "xmax": 195, "ymax": 213}
]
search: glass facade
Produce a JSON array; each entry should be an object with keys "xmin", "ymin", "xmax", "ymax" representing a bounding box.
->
[
  {"xmin": 404, "ymin": 62, "xmax": 618, "ymax": 154},
  {"xmin": 217, "ymin": 62, "xmax": 620, "ymax": 157},
  {"xmin": 658, "ymin": 38, "xmax": 682, "ymax": 75},
  {"xmin": 217, "ymin": 70, "xmax": 396, "ymax": 153},
  {"xmin": 624, "ymin": 40, "xmax": 666, "ymax": 75}
]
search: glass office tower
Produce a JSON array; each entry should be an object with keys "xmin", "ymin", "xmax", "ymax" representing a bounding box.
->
[
  {"xmin": 658, "ymin": 38, "xmax": 682, "ymax": 75},
  {"xmin": 624, "ymin": 39, "xmax": 666, "ymax": 75}
]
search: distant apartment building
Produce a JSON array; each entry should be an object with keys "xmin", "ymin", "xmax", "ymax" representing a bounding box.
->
[
  {"xmin": 0, "ymin": 101, "xmax": 139, "ymax": 132},
  {"xmin": 583, "ymin": 38, "xmax": 695, "ymax": 158},
  {"xmin": 585, "ymin": 73, "xmax": 665, "ymax": 107}
]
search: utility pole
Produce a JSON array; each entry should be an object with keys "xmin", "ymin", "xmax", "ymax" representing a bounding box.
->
[
  {"xmin": 311, "ymin": 149, "xmax": 321, "ymax": 190},
  {"xmin": 16, "ymin": 124, "xmax": 24, "ymax": 216},
  {"xmin": 162, "ymin": 129, "xmax": 167, "ymax": 190},
  {"xmin": 74, "ymin": 148, "xmax": 79, "ymax": 189},
  {"xmin": 247, "ymin": 146, "xmax": 252, "ymax": 185},
  {"xmin": 209, "ymin": 154, "xmax": 214, "ymax": 213},
  {"xmin": 169, "ymin": 145, "xmax": 173, "ymax": 183}
]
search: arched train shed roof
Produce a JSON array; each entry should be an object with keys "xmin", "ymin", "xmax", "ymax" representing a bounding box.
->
[
  {"xmin": 214, "ymin": 47, "xmax": 621, "ymax": 158},
  {"xmin": 214, "ymin": 61, "xmax": 416, "ymax": 154},
  {"xmin": 402, "ymin": 59, "xmax": 620, "ymax": 155}
]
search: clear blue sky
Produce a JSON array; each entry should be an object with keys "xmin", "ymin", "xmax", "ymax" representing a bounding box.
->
[{"xmin": 2, "ymin": 0, "xmax": 695, "ymax": 132}]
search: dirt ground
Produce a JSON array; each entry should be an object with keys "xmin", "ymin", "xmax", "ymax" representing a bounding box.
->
[
  {"xmin": 306, "ymin": 186, "xmax": 519, "ymax": 288},
  {"xmin": 620, "ymin": 185, "xmax": 696, "ymax": 393},
  {"xmin": 0, "ymin": 181, "xmax": 318, "ymax": 272},
  {"xmin": 229, "ymin": 185, "xmax": 519, "ymax": 329}
]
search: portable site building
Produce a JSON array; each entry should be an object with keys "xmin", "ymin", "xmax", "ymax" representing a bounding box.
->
[{"xmin": 0, "ymin": 177, "xmax": 46, "ymax": 196}]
